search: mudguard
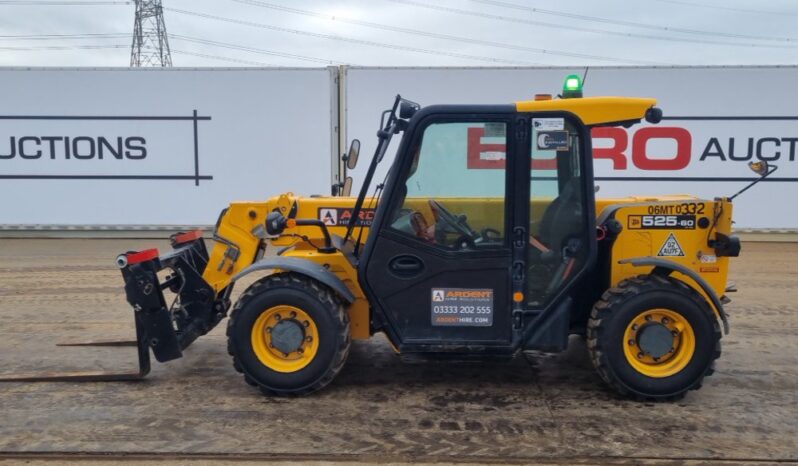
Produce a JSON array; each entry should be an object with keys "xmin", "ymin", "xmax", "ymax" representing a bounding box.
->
[
  {"xmin": 619, "ymin": 257, "xmax": 730, "ymax": 335},
  {"xmin": 231, "ymin": 256, "xmax": 356, "ymax": 304}
]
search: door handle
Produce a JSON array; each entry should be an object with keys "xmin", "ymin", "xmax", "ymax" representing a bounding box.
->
[{"xmin": 389, "ymin": 255, "xmax": 424, "ymax": 277}]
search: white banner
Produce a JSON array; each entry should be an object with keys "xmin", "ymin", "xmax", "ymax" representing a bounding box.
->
[
  {"xmin": 0, "ymin": 67, "xmax": 338, "ymax": 225},
  {"xmin": 344, "ymin": 66, "xmax": 798, "ymax": 229},
  {"xmin": 1, "ymin": 66, "xmax": 796, "ymax": 229}
]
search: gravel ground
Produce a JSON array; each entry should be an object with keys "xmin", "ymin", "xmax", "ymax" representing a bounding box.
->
[{"xmin": 0, "ymin": 239, "xmax": 795, "ymax": 464}]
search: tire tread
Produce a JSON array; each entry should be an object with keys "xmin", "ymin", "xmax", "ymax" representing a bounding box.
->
[
  {"xmin": 226, "ymin": 272, "xmax": 350, "ymax": 396},
  {"xmin": 586, "ymin": 274, "xmax": 722, "ymax": 401}
]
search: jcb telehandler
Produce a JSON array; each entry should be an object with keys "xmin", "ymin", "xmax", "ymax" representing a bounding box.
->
[{"xmin": 4, "ymin": 76, "xmax": 769, "ymax": 400}]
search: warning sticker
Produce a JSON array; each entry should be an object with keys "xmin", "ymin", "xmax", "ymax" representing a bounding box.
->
[
  {"xmin": 532, "ymin": 118, "xmax": 564, "ymax": 131},
  {"xmin": 431, "ymin": 288, "xmax": 493, "ymax": 327},
  {"xmin": 317, "ymin": 207, "xmax": 375, "ymax": 227},
  {"xmin": 658, "ymin": 233, "xmax": 685, "ymax": 257}
]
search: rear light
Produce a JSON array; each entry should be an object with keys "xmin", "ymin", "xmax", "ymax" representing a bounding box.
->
[
  {"xmin": 124, "ymin": 248, "xmax": 160, "ymax": 266},
  {"xmin": 171, "ymin": 230, "xmax": 203, "ymax": 246}
]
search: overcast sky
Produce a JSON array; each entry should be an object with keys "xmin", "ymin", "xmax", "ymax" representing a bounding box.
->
[{"xmin": 1, "ymin": 0, "xmax": 797, "ymax": 68}]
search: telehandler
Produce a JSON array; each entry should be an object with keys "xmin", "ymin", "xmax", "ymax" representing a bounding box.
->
[{"xmin": 3, "ymin": 75, "xmax": 770, "ymax": 400}]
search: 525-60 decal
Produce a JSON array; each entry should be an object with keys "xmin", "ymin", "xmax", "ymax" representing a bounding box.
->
[{"xmin": 628, "ymin": 214, "xmax": 696, "ymax": 230}]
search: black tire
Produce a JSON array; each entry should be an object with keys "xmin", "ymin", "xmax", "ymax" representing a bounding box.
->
[
  {"xmin": 226, "ymin": 272, "xmax": 350, "ymax": 396},
  {"xmin": 587, "ymin": 274, "xmax": 721, "ymax": 401}
]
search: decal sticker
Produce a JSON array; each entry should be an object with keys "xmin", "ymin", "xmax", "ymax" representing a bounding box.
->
[
  {"xmin": 317, "ymin": 207, "xmax": 375, "ymax": 227},
  {"xmin": 647, "ymin": 203, "xmax": 706, "ymax": 216},
  {"xmin": 319, "ymin": 208, "xmax": 338, "ymax": 226},
  {"xmin": 532, "ymin": 117, "xmax": 564, "ymax": 130},
  {"xmin": 628, "ymin": 215, "xmax": 696, "ymax": 230},
  {"xmin": 700, "ymin": 254, "xmax": 718, "ymax": 264},
  {"xmin": 536, "ymin": 131, "xmax": 569, "ymax": 151},
  {"xmin": 657, "ymin": 233, "xmax": 685, "ymax": 257},
  {"xmin": 431, "ymin": 288, "xmax": 493, "ymax": 327},
  {"xmin": 700, "ymin": 266, "xmax": 720, "ymax": 273}
]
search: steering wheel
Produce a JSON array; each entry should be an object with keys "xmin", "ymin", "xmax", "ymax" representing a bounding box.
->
[{"xmin": 428, "ymin": 200, "xmax": 478, "ymax": 245}]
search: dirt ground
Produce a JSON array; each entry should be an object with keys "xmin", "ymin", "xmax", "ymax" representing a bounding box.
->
[{"xmin": 0, "ymin": 239, "xmax": 796, "ymax": 465}]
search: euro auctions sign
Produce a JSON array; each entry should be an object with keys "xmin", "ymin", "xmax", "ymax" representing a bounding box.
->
[
  {"xmin": 344, "ymin": 66, "xmax": 798, "ymax": 229},
  {"xmin": 464, "ymin": 112, "xmax": 798, "ymax": 229},
  {"xmin": 467, "ymin": 116, "xmax": 798, "ymax": 182},
  {"xmin": 0, "ymin": 112, "xmax": 211, "ymax": 185},
  {"xmin": 589, "ymin": 113, "xmax": 798, "ymax": 229},
  {"xmin": 591, "ymin": 117, "xmax": 798, "ymax": 181},
  {"xmin": 0, "ymin": 67, "xmax": 337, "ymax": 226}
]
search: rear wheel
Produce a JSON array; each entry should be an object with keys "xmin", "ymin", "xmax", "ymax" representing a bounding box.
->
[
  {"xmin": 227, "ymin": 273, "xmax": 350, "ymax": 396},
  {"xmin": 587, "ymin": 274, "xmax": 721, "ymax": 400}
]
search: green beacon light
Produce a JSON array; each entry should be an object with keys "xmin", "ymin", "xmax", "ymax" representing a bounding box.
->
[{"xmin": 562, "ymin": 74, "xmax": 583, "ymax": 99}]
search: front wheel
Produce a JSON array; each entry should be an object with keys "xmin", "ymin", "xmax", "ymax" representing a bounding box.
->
[
  {"xmin": 226, "ymin": 273, "xmax": 350, "ymax": 396},
  {"xmin": 587, "ymin": 274, "xmax": 721, "ymax": 400}
]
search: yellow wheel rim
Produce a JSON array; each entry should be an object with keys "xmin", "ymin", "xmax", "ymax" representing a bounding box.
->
[
  {"xmin": 622, "ymin": 308, "xmax": 695, "ymax": 378},
  {"xmin": 251, "ymin": 305, "xmax": 319, "ymax": 373}
]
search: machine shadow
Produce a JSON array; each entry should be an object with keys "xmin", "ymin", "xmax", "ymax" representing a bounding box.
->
[{"xmin": 329, "ymin": 335, "xmax": 606, "ymax": 395}]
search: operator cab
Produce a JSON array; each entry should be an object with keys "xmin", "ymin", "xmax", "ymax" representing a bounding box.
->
[{"xmin": 353, "ymin": 76, "xmax": 660, "ymax": 353}]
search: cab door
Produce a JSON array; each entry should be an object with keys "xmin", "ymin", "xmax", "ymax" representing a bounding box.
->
[
  {"xmin": 361, "ymin": 111, "xmax": 517, "ymax": 350},
  {"xmin": 520, "ymin": 113, "xmax": 597, "ymax": 350}
]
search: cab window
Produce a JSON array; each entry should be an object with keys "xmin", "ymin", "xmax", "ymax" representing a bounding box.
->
[
  {"xmin": 526, "ymin": 118, "xmax": 588, "ymax": 306},
  {"xmin": 389, "ymin": 121, "xmax": 507, "ymax": 251}
]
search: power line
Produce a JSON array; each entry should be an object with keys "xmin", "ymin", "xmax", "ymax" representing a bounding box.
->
[
  {"xmin": 165, "ymin": 7, "xmax": 537, "ymax": 65},
  {"xmin": 470, "ymin": 0, "xmax": 796, "ymax": 43},
  {"xmin": 170, "ymin": 34, "xmax": 343, "ymax": 65},
  {"xmin": 0, "ymin": 44, "xmax": 128, "ymax": 50},
  {"xmin": 233, "ymin": 0, "xmax": 667, "ymax": 65},
  {"xmin": 0, "ymin": 1, "xmax": 130, "ymax": 4},
  {"xmin": 0, "ymin": 33, "xmax": 128, "ymax": 40},
  {"xmin": 171, "ymin": 49, "xmax": 276, "ymax": 66},
  {"xmin": 650, "ymin": 0, "xmax": 798, "ymax": 17},
  {"xmin": 386, "ymin": 0, "xmax": 798, "ymax": 49}
]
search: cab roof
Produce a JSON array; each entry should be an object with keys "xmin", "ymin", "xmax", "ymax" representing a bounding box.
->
[{"xmin": 515, "ymin": 96, "xmax": 657, "ymax": 126}]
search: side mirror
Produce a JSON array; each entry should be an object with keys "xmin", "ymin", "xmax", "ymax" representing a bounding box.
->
[
  {"xmin": 345, "ymin": 139, "xmax": 360, "ymax": 170},
  {"xmin": 399, "ymin": 100, "xmax": 420, "ymax": 119},
  {"xmin": 729, "ymin": 160, "xmax": 778, "ymax": 201},
  {"xmin": 748, "ymin": 160, "xmax": 770, "ymax": 176},
  {"xmin": 341, "ymin": 176, "xmax": 353, "ymax": 197}
]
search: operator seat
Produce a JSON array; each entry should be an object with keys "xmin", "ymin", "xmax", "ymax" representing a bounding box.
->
[
  {"xmin": 528, "ymin": 178, "xmax": 584, "ymax": 300},
  {"xmin": 535, "ymin": 178, "xmax": 582, "ymax": 254}
]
